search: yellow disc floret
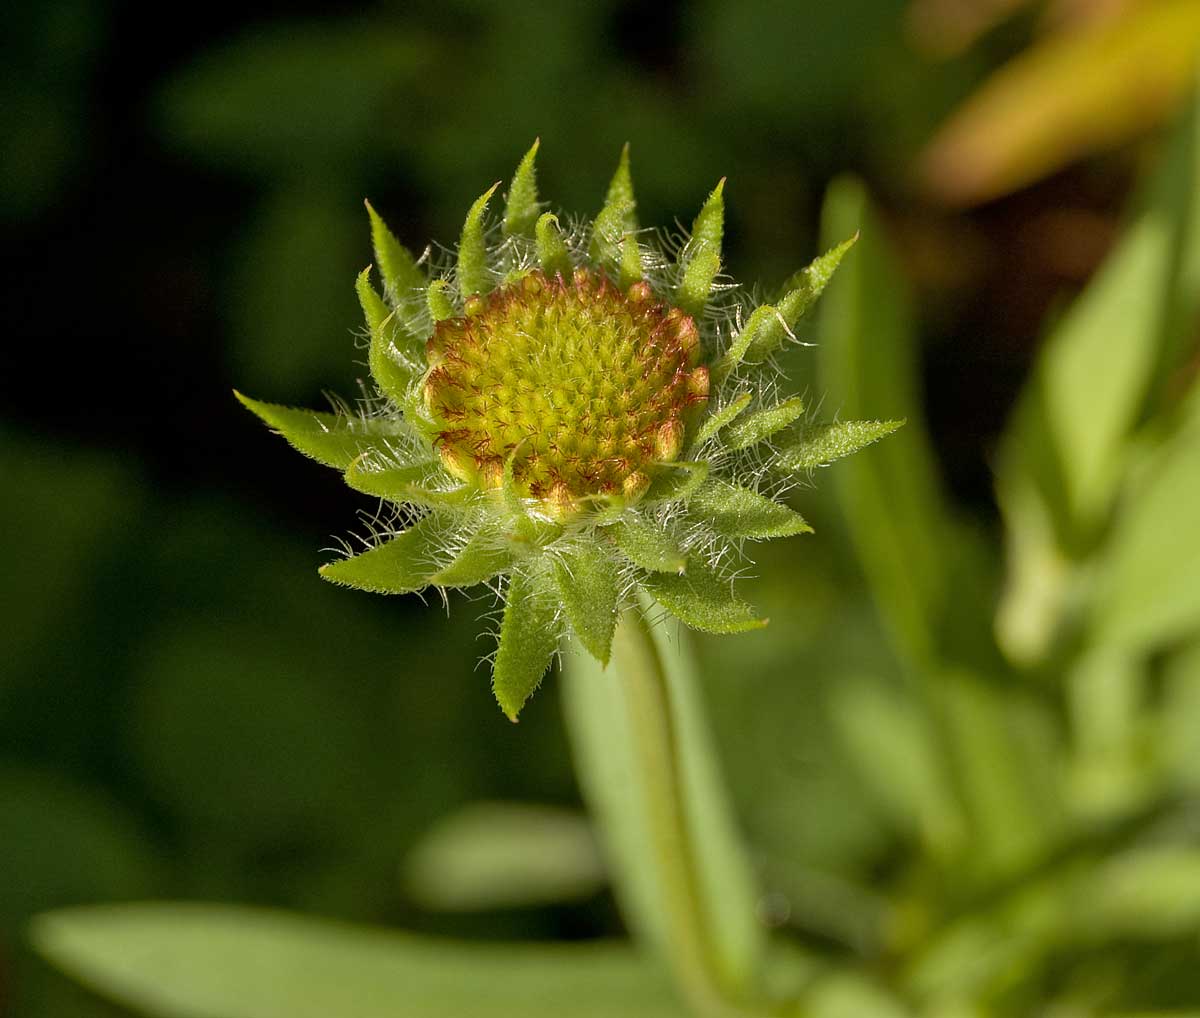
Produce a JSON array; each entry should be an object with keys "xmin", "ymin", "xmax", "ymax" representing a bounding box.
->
[{"xmin": 423, "ymin": 268, "xmax": 710, "ymax": 517}]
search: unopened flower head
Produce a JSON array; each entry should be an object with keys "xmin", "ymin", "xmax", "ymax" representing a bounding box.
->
[{"xmin": 238, "ymin": 141, "xmax": 901, "ymax": 719}]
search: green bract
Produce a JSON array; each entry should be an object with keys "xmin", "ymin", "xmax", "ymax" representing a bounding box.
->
[{"xmin": 238, "ymin": 142, "xmax": 902, "ymax": 719}]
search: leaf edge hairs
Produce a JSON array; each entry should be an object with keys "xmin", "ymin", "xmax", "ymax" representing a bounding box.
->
[{"xmin": 237, "ymin": 141, "xmax": 903, "ymax": 720}]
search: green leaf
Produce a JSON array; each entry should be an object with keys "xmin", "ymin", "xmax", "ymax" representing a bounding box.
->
[
  {"xmin": 775, "ymin": 419, "xmax": 905, "ymax": 472},
  {"xmin": 318, "ymin": 516, "xmax": 443, "ymax": 594},
  {"xmin": 356, "ymin": 268, "xmax": 417, "ymax": 404},
  {"xmin": 644, "ymin": 460, "xmax": 709, "ymax": 503},
  {"xmin": 535, "ymin": 213, "xmax": 572, "ymax": 278},
  {"xmin": 402, "ymin": 802, "xmax": 604, "ymax": 912},
  {"xmin": 235, "ymin": 391, "xmax": 406, "ymax": 470},
  {"xmin": 31, "ymin": 903, "xmax": 685, "ymax": 1018},
  {"xmin": 457, "ymin": 182, "xmax": 499, "ymax": 298},
  {"xmin": 611, "ymin": 517, "xmax": 686, "ymax": 573},
  {"xmin": 364, "ymin": 199, "xmax": 424, "ymax": 301},
  {"xmin": 688, "ymin": 478, "xmax": 811, "ymax": 540},
  {"xmin": 693, "ymin": 392, "xmax": 752, "ymax": 448},
  {"xmin": 643, "ymin": 560, "xmax": 767, "ymax": 634},
  {"xmin": 344, "ymin": 458, "xmax": 472, "ymax": 509},
  {"xmin": 553, "ymin": 543, "xmax": 621, "ymax": 665},
  {"xmin": 714, "ymin": 235, "xmax": 857, "ymax": 380},
  {"xmin": 429, "ymin": 528, "xmax": 518, "ymax": 588},
  {"xmin": 817, "ymin": 178, "xmax": 966, "ymax": 670},
  {"xmin": 503, "ymin": 139, "xmax": 541, "ymax": 238},
  {"xmin": 590, "ymin": 144, "xmax": 638, "ymax": 269},
  {"xmin": 618, "ymin": 233, "xmax": 644, "ymax": 288},
  {"xmin": 675, "ymin": 179, "xmax": 724, "ymax": 317},
  {"xmin": 722, "ymin": 397, "xmax": 806, "ymax": 451},
  {"xmin": 426, "ymin": 278, "xmax": 454, "ymax": 321},
  {"xmin": 493, "ymin": 564, "xmax": 562, "ymax": 721}
]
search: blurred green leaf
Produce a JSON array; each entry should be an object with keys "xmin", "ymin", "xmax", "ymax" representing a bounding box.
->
[
  {"xmin": 32, "ymin": 904, "xmax": 686, "ymax": 1018},
  {"xmin": 1083, "ymin": 848, "xmax": 1200, "ymax": 940},
  {"xmin": 402, "ymin": 801, "xmax": 604, "ymax": 911}
]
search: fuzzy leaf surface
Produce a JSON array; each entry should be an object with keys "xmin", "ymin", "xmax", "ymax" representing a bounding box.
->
[
  {"xmin": 611, "ymin": 517, "xmax": 686, "ymax": 573},
  {"xmin": 644, "ymin": 461, "xmax": 709, "ymax": 504},
  {"xmin": 643, "ymin": 561, "xmax": 766, "ymax": 634},
  {"xmin": 676, "ymin": 180, "xmax": 724, "ymax": 317},
  {"xmin": 31, "ymin": 904, "xmax": 684, "ymax": 1018},
  {"xmin": 356, "ymin": 269, "xmax": 417, "ymax": 403},
  {"xmin": 693, "ymin": 392, "xmax": 752, "ymax": 448},
  {"xmin": 430, "ymin": 528, "xmax": 518, "ymax": 588},
  {"xmin": 503, "ymin": 139, "xmax": 540, "ymax": 237},
  {"xmin": 776, "ymin": 419, "xmax": 905, "ymax": 472},
  {"xmin": 722, "ymin": 397, "xmax": 805, "ymax": 451},
  {"xmin": 344, "ymin": 459, "xmax": 471, "ymax": 509},
  {"xmin": 553, "ymin": 544, "xmax": 621, "ymax": 665},
  {"xmin": 535, "ymin": 213, "xmax": 572, "ymax": 278},
  {"xmin": 688, "ymin": 478, "xmax": 812, "ymax": 540},
  {"xmin": 457, "ymin": 183, "xmax": 498, "ymax": 297},
  {"xmin": 493, "ymin": 565, "xmax": 562, "ymax": 720},
  {"xmin": 318, "ymin": 516, "xmax": 443, "ymax": 594},
  {"xmin": 365, "ymin": 199, "xmax": 424, "ymax": 300},
  {"xmin": 236, "ymin": 392, "xmax": 406, "ymax": 470}
]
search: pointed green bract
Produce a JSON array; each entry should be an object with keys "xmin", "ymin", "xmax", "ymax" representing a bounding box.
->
[
  {"xmin": 602, "ymin": 143, "xmax": 638, "ymax": 231},
  {"xmin": 644, "ymin": 461, "xmax": 709, "ymax": 504},
  {"xmin": 612, "ymin": 517, "xmax": 687, "ymax": 573},
  {"xmin": 643, "ymin": 561, "xmax": 767, "ymax": 634},
  {"xmin": 675, "ymin": 180, "xmax": 724, "ymax": 317},
  {"xmin": 688, "ymin": 478, "xmax": 812, "ymax": 540},
  {"xmin": 535, "ymin": 213, "xmax": 572, "ymax": 278},
  {"xmin": 493, "ymin": 565, "xmax": 562, "ymax": 721},
  {"xmin": 590, "ymin": 145, "xmax": 638, "ymax": 269},
  {"xmin": 430, "ymin": 528, "xmax": 518, "ymax": 588},
  {"xmin": 553, "ymin": 544, "xmax": 621, "ymax": 665},
  {"xmin": 693, "ymin": 392, "xmax": 752, "ymax": 448},
  {"xmin": 364, "ymin": 199, "xmax": 424, "ymax": 301},
  {"xmin": 357, "ymin": 268, "xmax": 416, "ymax": 404},
  {"xmin": 618, "ymin": 234, "xmax": 644, "ymax": 288},
  {"xmin": 235, "ymin": 392, "xmax": 406, "ymax": 470},
  {"xmin": 503, "ymin": 139, "xmax": 541, "ymax": 238},
  {"xmin": 344, "ymin": 458, "xmax": 471, "ymax": 509},
  {"xmin": 318, "ymin": 516, "xmax": 443, "ymax": 594},
  {"xmin": 775, "ymin": 419, "xmax": 906, "ymax": 472},
  {"xmin": 723, "ymin": 397, "xmax": 805, "ymax": 451},
  {"xmin": 458, "ymin": 183, "xmax": 499, "ymax": 298},
  {"xmin": 427, "ymin": 279, "xmax": 454, "ymax": 321},
  {"xmin": 715, "ymin": 235, "xmax": 858, "ymax": 380}
]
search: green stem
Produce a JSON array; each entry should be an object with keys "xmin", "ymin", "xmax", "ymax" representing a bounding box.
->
[{"xmin": 561, "ymin": 602, "xmax": 766, "ymax": 1018}]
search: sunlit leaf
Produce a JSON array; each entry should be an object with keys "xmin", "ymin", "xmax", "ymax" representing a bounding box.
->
[
  {"xmin": 611, "ymin": 517, "xmax": 686, "ymax": 573},
  {"xmin": 457, "ymin": 183, "xmax": 499, "ymax": 298},
  {"xmin": 493, "ymin": 564, "xmax": 562, "ymax": 721},
  {"xmin": 693, "ymin": 392, "xmax": 752, "ymax": 448},
  {"xmin": 535, "ymin": 213, "xmax": 572, "ymax": 278},
  {"xmin": 553, "ymin": 544, "xmax": 621, "ymax": 665},
  {"xmin": 503, "ymin": 139, "xmax": 540, "ymax": 238},
  {"xmin": 430, "ymin": 528, "xmax": 518, "ymax": 588},
  {"xmin": 365, "ymin": 199, "xmax": 425, "ymax": 301},
  {"xmin": 688, "ymin": 479, "xmax": 811, "ymax": 540},
  {"xmin": 775, "ymin": 419, "xmax": 905, "ymax": 472},
  {"xmin": 318, "ymin": 516, "xmax": 443, "ymax": 594},
  {"xmin": 722, "ymin": 397, "xmax": 805, "ymax": 451},
  {"xmin": 643, "ymin": 560, "xmax": 766, "ymax": 634},
  {"xmin": 676, "ymin": 180, "xmax": 724, "ymax": 317}
]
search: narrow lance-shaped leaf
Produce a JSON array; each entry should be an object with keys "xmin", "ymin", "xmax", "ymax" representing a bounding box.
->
[
  {"xmin": 427, "ymin": 279, "xmax": 454, "ymax": 321},
  {"xmin": 235, "ymin": 391, "xmax": 407, "ymax": 470},
  {"xmin": 643, "ymin": 460, "xmax": 709, "ymax": 503},
  {"xmin": 589, "ymin": 144, "xmax": 638, "ymax": 268},
  {"xmin": 722, "ymin": 397, "xmax": 805, "ymax": 451},
  {"xmin": 775, "ymin": 419, "xmax": 906, "ymax": 473},
  {"xmin": 457, "ymin": 182, "xmax": 499, "ymax": 298},
  {"xmin": 344, "ymin": 457, "xmax": 472, "ymax": 510},
  {"xmin": 687, "ymin": 478, "xmax": 812, "ymax": 540},
  {"xmin": 553, "ymin": 543, "xmax": 621, "ymax": 665},
  {"xmin": 503, "ymin": 138, "xmax": 541, "ymax": 238},
  {"xmin": 357, "ymin": 268, "xmax": 417, "ymax": 404},
  {"xmin": 693, "ymin": 392, "xmax": 752, "ymax": 448},
  {"xmin": 535, "ymin": 213, "xmax": 572, "ymax": 278},
  {"xmin": 675, "ymin": 179, "xmax": 724, "ymax": 317},
  {"xmin": 430, "ymin": 527, "xmax": 519, "ymax": 588},
  {"xmin": 364, "ymin": 199, "xmax": 425, "ymax": 301},
  {"xmin": 493, "ymin": 565, "xmax": 562, "ymax": 721},
  {"xmin": 714, "ymin": 234, "xmax": 858, "ymax": 381},
  {"xmin": 618, "ymin": 234, "xmax": 644, "ymax": 288},
  {"xmin": 318, "ymin": 515, "xmax": 444, "ymax": 594},
  {"xmin": 643, "ymin": 559, "xmax": 767, "ymax": 634},
  {"xmin": 611, "ymin": 517, "xmax": 686, "ymax": 573}
]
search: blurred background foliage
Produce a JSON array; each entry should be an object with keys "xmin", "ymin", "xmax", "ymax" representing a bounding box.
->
[{"xmin": 3, "ymin": 0, "xmax": 1200, "ymax": 1015}]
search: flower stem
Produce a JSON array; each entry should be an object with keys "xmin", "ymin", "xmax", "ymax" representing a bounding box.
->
[{"xmin": 561, "ymin": 599, "xmax": 766, "ymax": 1017}]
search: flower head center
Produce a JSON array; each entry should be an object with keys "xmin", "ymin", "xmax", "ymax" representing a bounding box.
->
[{"xmin": 423, "ymin": 268, "xmax": 709, "ymax": 515}]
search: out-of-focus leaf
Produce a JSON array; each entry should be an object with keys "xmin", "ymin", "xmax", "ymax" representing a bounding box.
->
[
  {"xmin": 799, "ymin": 970, "xmax": 913, "ymax": 1018},
  {"xmin": 562, "ymin": 591, "xmax": 763, "ymax": 995},
  {"xmin": 1090, "ymin": 418, "xmax": 1200, "ymax": 651},
  {"xmin": 1083, "ymin": 848, "xmax": 1200, "ymax": 940},
  {"xmin": 828, "ymin": 678, "xmax": 965, "ymax": 860},
  {"xmin": 1162, "ymin": 638, "xmax": 1200, "ymax": 789},
  {"xmin": 816, "ymin": 177, "xmax": 964, "ymax": 669},
  {"xmin": 32, "ymin": 904, "xmax": 686, "ymax": 1018},
  {"xmin": 921, "ymin": 1, "xmax": 1200, "ymax": 205},
  {"xmin": 402, "ymin": 802, "xmax": 604, "ymax": 911}
]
